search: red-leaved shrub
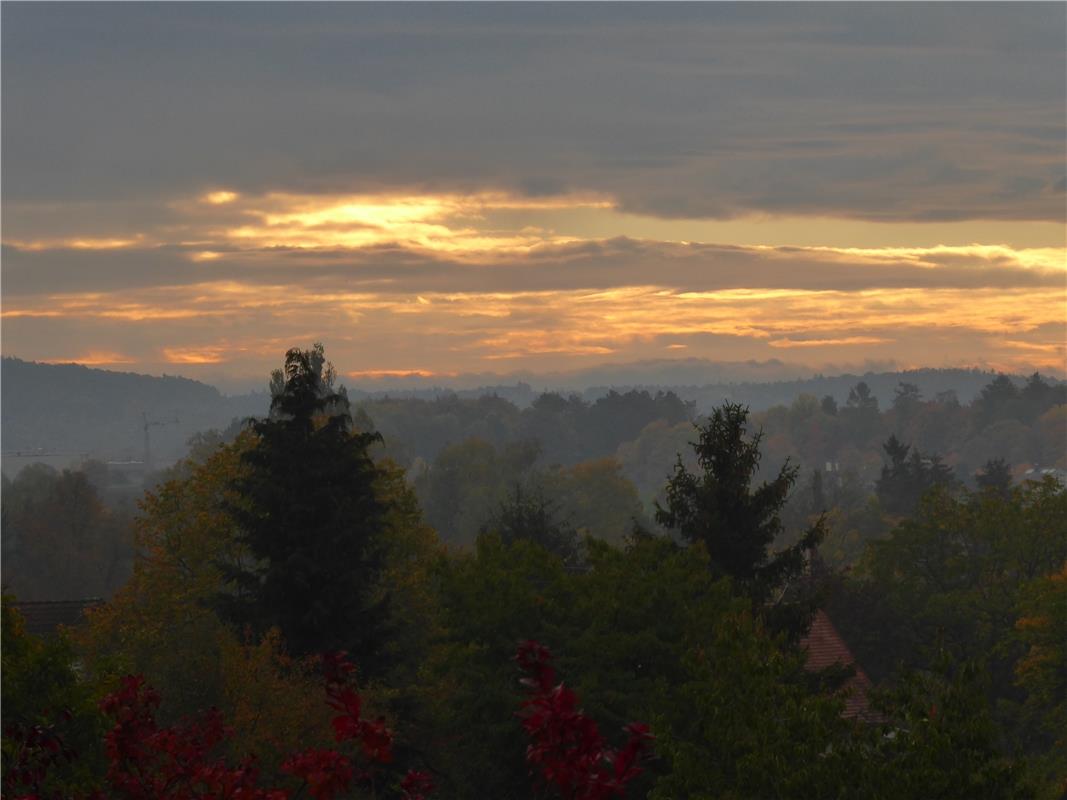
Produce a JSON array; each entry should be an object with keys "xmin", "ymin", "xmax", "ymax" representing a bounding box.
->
[
  {"xmin": 516, "ymin": 640, "xmax": 653, "ymax": 800},
  {"xmin": 5, "ymin": 641, "xmax": 648, "ymax": 800},
  {"xmin": 4, "ymin": 651, "xmax": 431, "ymax": 800}
]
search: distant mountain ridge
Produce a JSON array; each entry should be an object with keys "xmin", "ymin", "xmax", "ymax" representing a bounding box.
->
[
  {"xmin": 1, "ymin": 356, "xmax": 1055, "ymax": 471},
  {"xmin": 1, "ymin": 357, "xmax": 268, "ymax": 468},
  {"xmin": 347, "ymin": 367, "xmax": 1040, "ymax": 413},
  {"xmin": 590, "ymin": 367, "xmax": 1023, "ymax": 414},
  {"xmin": 339, "ymin": 357, "xmax": 1056, "ymax": 411}
]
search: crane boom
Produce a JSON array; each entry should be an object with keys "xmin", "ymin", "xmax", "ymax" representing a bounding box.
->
[{"xmin": 142, "ymin": 412, "xmax": 180, "ymax": 472}]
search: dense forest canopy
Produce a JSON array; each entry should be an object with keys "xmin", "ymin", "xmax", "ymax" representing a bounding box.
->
[{"xmin": 2, "ymin": 347, "xmax": 1065, "ymax": 799}]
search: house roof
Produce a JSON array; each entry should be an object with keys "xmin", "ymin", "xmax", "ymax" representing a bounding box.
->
[
  {"xmin": 800, "ymin": 609, "xmax": 874, "ymax": 720},
  {"xmin": 12, "ymin": 599, "xmax": 102, "ymax": 638}
]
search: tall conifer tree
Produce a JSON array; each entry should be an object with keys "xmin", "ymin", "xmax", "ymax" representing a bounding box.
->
[
  {"xmin": 217, "ymin": 345, "xmax": 390, "ymax": 666},
  {"xmin": 655, "ymin": 402, "xmax": 824, "ymax": 635}
]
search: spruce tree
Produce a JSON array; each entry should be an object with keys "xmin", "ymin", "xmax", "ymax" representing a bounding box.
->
[
  {"xmin": 481, "ymin": 484, "xmax": 581, "ymax": 566},
  {"xmin": 217, "ymin": 345, "xmax": 391, "ymax": 666},
  {"xmin": 655, "ymin": 402, "xmax": 824, "ymax": 634},
  {"xmin": 976, "ymin": 457, "xmax": 1012, "ymax": 496},
  {"xmin": 877, "ymin": 435, "xmax": 956, "ymax": 516}
]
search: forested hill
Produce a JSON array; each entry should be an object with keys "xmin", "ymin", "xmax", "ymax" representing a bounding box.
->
[
  {"xmin": 645, "ymin": 367, "xmax": 1019, "ymax": 414},
  {"xmin": 0, "ymin": 357, "xmax": 268, "ymax": 466},
  {"xmin": 347, "ymin": 367, "xmax": 1027, "ymax": 413},
  {"xmin": 1, "ymin": 356, "xmax": 1058, "ymax": 474}
]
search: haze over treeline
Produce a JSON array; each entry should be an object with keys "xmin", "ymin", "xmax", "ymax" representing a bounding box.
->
[
  {"xmin": 4, "ymin": 348, "xmax": 1063, "ymax": 597},
  {"xmin": 1, "ymin": 355, "xmax": 1054, "ymax": 469},
  {"xmin": 3, "ymin": 344, "xmax": 1065, "ymax": 799}
]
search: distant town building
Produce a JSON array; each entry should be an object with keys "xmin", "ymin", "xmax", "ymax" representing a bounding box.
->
[
  {"xmin": 1021, "ymin": 465, "xmax": 1067, "ymax": 485},
  {"xmin": 823, "ymin": 461, "xmax": 843, "ymax": 489},
  {"xmin": 12, "ymin": 599, "xmax": 102, "ymax": 638}
]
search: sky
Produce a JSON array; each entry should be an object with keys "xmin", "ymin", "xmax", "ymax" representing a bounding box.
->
[{"xmin": 3, "ymin": 3, "xmax": 1065, "ymax": 391}]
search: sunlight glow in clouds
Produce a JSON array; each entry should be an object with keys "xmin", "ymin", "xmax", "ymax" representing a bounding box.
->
[
  {"xmin": 161, "ymin": 346, "xmax": 229, "ymax": 365},
  {"xmin": 15, "ymin": 188, "xmax": 1064, "ymax": 271},
  {"xmin": 2, "ymin": 186, "xmax": 1064, "ymax": 381},
  {"xmin": 5, "ymin": 276, "xmax": 1064, "ymax": 375},
  {"xmin": 10, "ymin": 236, "xmax": 145, "ymax": 251},
  {"xmin": 220, "ymin": 191, "xmax": 611, "ymax": 256},
  {"xmin": 4, "ymin": 3, "xmax": 1065, "ymax": 390},
  {"xmin": 202, "ymin": 190, "xmax": 239, "ymax": 205},
  {"xmin": 817, "ymin": 245, "xmax": 1067, "ymax": 272},
  {"xmin": 768, "ymin": 337, "xmax": 893, "ymax": 349},
  {"xmin": 41, "ymin": 351, "xmax": 137, "ymax": 366}
]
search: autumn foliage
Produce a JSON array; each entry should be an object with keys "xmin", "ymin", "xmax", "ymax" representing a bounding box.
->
[
  {"xmin": 2, "ymin": 713, "xmax": 80, "ymax": 800},
  {"xmin": 3, "ymin": 650, "xmax": 431, "ymax": 800},
  {"xmin": 516, "ymin": 640, "xmax": 653, "ymax": 799},
  {"xmin": 5, "ymin": 642, "xmax": 651, "ymax": 800}
]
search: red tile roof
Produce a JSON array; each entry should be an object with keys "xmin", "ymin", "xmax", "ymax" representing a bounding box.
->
[{"xmin": 800, "ymin": 610, "xmax": 874, "ymax": 720}]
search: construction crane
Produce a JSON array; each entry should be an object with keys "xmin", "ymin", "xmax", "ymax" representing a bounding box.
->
[{"xmin": 142, "ymin": 412, "xmax": 179, "ymax": 472}]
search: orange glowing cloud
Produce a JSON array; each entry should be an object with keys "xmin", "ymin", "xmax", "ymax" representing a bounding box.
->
[
  {"xmin": 41, "ymin": 351, "xmax": 136, "ymax": 366},
  {"xmin": 162, "ymin": 346, "xmax": 228, "ymax": 364},
  {"xmin": 1, "ymin": 309, "xmax": 65, "ymax": 318},
  {"xmin": 218, "ymin": 190, "xmax": 609, "ymax": 256},
  {"xmin": 9, "ymin": 236, "xmax": 145, "ymax": 251},
  {"xmin": 1000, "ymin": 340, "xmax": 1066, "ymax": 354},
  {"xmin": 2, "ymin": 185, "xmax": 1064, "ymax": 379},
  {"xmin": 202, "ymin": 190, "xmax": 239, "ymax": 205},
  {"xmin": 768, "ymin": 336, "xmax": 892, "ymax": 348},
  {"xmin": 808, "ymin": 244, "xmax": 1067, "ymax": 272},
  {"xmin": 5, "ymin": 186, "xmax": 1066, "ymax": 273},
  {"xmin": 5, "ymin": 278, "xmax": 1063, "ymax": 378}
]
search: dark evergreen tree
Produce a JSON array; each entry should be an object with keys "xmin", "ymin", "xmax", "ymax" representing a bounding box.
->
[
  {"xmin": 935, "ymin": 389, "xmax": 960, "ymax": 407},
  {"xmin": 216, "ymin": 344, "xmax": 391, "ymax": 667},
  {"xmin": 974, "ymin": 374, "xmax": 1021, "ymax": 428},
  {"xmin": 976, "ymin": 457, "xmax": 1012, "ymax": 496},
  {"xmin": 811, "ymin": 468, "xmax": 826, "ymax": 514},
  {"xmin": 842, "ymin": 380, "xmax": 881, "ymax": 440},
  {"xmin": 892, "ymin": 381, "xmax": 923, "ymax": 423},
  {"xmin": 1019, "ymin": 372, "xmax": 1066, "ymax": 423},
  {"xmin": 655, "ymin": 402, "xmax": 825, "ymax": 634},
  {"xmin": 876, "ymin": 435, "xmax": 913, "ymax": 515},
  {"xmin": 480, "ymin": 484, "xmax": 581, "ymax": 566},
  {"xmin": 847, "ymin": 381, "xmax": 878, "ymax": 411},
  {"xmin": 925, "ymin": 453, "xmax": 955, "ymax": 488},
  {"xmin": 883, "ymin": 434, "xmax": 911, "ymax": 465},
  {"xmin": 877, "ymin": 435, "xmax": 956, "ymax": 516},
  {"xmin": 820, "ymin": 395, "xmax": 838, "ymax": 416}
]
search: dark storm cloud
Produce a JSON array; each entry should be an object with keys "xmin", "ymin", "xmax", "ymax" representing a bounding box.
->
[
  {"xmin": 3, "ymin": 239, "xmax": 1060, "ymax": 299},
  {"xmin": 3, "ymin": 3, "xmax": 1064, "ymax": 221}
]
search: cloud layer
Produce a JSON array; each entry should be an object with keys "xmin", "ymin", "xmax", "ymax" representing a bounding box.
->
[
  {"xmin": 2, "ymin": 5, "xmax": 1065, "ymax": 388},
  {"xmin": 3, "ymin": 205, "xmax": 1063, "ymax": 387},
  {"xmin": 4, "ymin": 5, "xmax": 1064, "ymax": 221}
]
